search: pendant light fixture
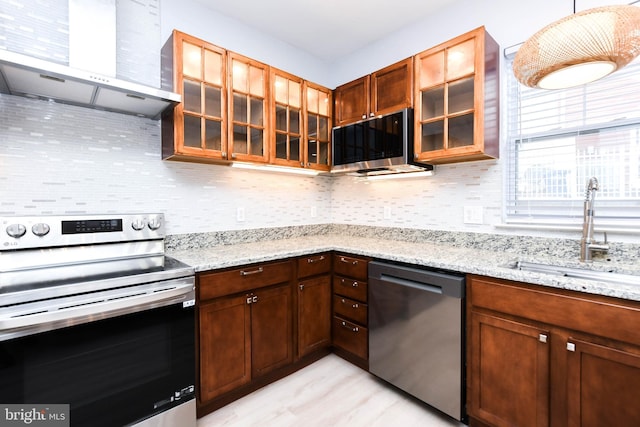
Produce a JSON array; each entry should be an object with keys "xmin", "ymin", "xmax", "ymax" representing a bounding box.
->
[{"xmin": 513, "ymin": 2, "xmax": 640, "ymax": 89}]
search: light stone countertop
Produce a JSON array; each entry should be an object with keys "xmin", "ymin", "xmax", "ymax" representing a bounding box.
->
[{"xmin": 168, "ymin": 233, "xmax": 640, "ymax": 303}]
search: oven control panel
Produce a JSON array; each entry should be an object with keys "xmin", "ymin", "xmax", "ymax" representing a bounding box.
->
[{"xmin": 0, "ymin": 213, "xmax": 165, "ymax": 250}]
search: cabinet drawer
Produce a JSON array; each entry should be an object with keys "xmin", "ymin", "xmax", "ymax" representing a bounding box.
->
[
  {"xmin": 199, "ymin": 260, "xmax": 293, "ymax": 301},
  {"xmin": 333, "ymin": 295, "xmax": 367, "ymax": 325},
  {"xmin": 297, "ymin": 253, "xmax": 331, "ymax": 278},
  {"xmin": 333, "ymin": 275, "xmax": 368, "ymax": 302},
  {"xmin": 333, "ymin": 253, "xmax": 369, "ymax": 280},
  {"xmin": 333, "ymin": 316, "xmax": 368, "ymax": 360}
]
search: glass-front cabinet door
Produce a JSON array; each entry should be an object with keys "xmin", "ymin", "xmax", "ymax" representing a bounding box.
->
[
  {"xmin": 414, "ymin": 26, "xmax": 499, "ymax": 164},
  {"xmin": 229, "ymin": 53, "xmax": 269, "ymax": 163},
  {"xmin": 162, "ymin": 31, "xmax": 227, "ymax": 161},
  {"xmin": 304, "ymin": 82, "xmax": 332, "ymax": 171},
  {"xmin": 271, "ymin": 68, "xmax": 303, "ymax": 167}
]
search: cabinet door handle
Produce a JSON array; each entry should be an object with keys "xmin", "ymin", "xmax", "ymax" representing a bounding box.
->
[
  {"xmin": 246, "ymin": 295, "xmax": 253, "ymax": 305},
  {"xmin": 299, "ymin": 284, "xmax": 305, "ymax": 291},
  {"xmin": 369, "ymin": 112, "xmax": 374, "ymax": 117},
  {"xmin": 307, "ymin": 255, "xmax": 325, "ymax": 264},
  {"xmin": 567, "ymin": 342, "xmax": 576, "ymax": 352},
  {"xmin": 252, "ymin": 295, "xmax": 258, "ymax": 304},
  {"xmin": 539, "ymin": 334, "xmax": 548, "ymax": 343},
  {"xmin": 341, "ymin": 321, "xmax": 359, "ymax": 333},
  {"xmin": 352, "ymin": 303, "xmax": 359, "ymax": 309},
  {"xmin": 339, "ymin": 256, "xmax": 358, "ymax": 265},
  {"xmin": 361, "ymin": 114, "xmax": 367, "ymax": 119},
  {"xmin": 240, "ymin": 267, "xmax": 264, "ymax": 276}
]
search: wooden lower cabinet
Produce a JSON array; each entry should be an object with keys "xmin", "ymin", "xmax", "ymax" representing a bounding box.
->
[
  {"xmin": 566, "ymin": 338, "xmax": 640, "ymax": 427},
  {"xmin": 297, "ymin": 275, "xmax": 331, "ymax": 358},
  {"xmin": 467, "ymin": 275, "xmax": 640, "ymax": 427},
  {"xmin": 332, "ymin": 253, "xmax": 370, "ymax": 369},
  {"xmin": 197, "ymin": 255, "xmax": 333, "ymax": 417},
  {"xmin": 469, "ymin": 312, "xmax": 549, "ymax": 427},
  {"xmin": 199, "ymin": 293, "xmax": 251, "ymax": 403},
  {"xmin": 250, "ymin": 284, "xmax": 293, "ymax": 377},
  {"xmin": 198, "ymin": 283, "xmax": 292, "ymax": 403}
]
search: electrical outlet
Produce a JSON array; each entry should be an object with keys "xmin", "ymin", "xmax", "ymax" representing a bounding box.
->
[
  {"xmin": 310, "ymin": 206, "xmax": 317, "ymax": 218},
  {"xmin": 236, "ymin": 207, "xmax": 245, "ymax": 222},
  {"xmin": 463, "ymin": 206, "xmax": 483, "ymax": 224}
]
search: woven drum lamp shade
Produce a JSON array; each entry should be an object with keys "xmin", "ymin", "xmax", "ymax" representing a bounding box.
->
[{"xmin": 513, "ymin": 5, "xmax": 640, "ymax": 89}]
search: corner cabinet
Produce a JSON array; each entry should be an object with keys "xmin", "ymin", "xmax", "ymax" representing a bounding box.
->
[
  {"xmin": 467, "ymin": 275, "xmax": 640, "ymax": 427},
  {"xmin": 162, "ymin": 30, "xmax": 228, "ymax": 161},
  {"xmin": 334, "ymin": 57, "xmax": 413, "ymax": 126},
  {"xmin": 414, "ymin": 26, "xmax": 499, "ymax": 164}
]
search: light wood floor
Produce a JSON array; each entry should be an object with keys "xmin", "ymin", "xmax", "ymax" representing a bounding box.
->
[{"xmin": 197, "ymin": 354, "xmax": 467, "ymax": 427}]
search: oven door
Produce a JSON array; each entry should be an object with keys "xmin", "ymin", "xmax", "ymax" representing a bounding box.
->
[{"xmin": 0, "ymin": 300, "xmax": 195, "ymax": 427}]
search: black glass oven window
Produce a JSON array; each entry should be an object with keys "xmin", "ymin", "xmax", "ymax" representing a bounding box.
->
[{"xmin": 0, "ymin": 303, "xmax": 195, "ymax": 427}]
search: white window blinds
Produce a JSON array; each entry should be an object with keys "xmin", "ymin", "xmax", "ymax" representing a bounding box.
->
[{"xmin": 505, "ymin": 54, "xmax": 640, "ymax": 229}]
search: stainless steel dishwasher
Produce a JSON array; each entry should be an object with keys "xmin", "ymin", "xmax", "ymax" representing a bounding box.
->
[{"xmin": 368, "ymin": 260, "xmax": 465, "ymax": 421}]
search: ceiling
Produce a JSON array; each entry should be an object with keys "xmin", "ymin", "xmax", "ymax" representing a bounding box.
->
[{"xmin": 193, "ymin": 0, "xmax": 459, "ymax": 62}]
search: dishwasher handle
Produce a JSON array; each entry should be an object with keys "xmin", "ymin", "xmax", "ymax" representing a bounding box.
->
[
  {"xmin": 379, "ymin": 273, "xmax": 443, "ymax": 294},
  {"xmin": 369, "ymin": 261, "xmax": 465, "ymax": 299}
]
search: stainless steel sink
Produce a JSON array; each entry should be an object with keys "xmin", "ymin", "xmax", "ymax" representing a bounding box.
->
[{"xmin": 511, "ymin": 261, "xmax": 640, "ymax": 286}]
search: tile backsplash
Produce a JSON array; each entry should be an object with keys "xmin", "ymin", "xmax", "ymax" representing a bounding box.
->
[{"xmin": 0, "ymin": 95, "xmax": 332, "ymax": 235}]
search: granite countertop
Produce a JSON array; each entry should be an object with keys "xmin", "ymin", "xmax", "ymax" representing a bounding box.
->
[{"xmin": 168, "ymin": 232, "xmax": 640, "ymax": 303}]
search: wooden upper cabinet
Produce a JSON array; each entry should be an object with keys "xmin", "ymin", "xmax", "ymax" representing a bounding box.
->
[
  {"xmin": 270, "ymin": 68, "xmax": 303, "ymax": 168},
  {"xmin": 334, "ymin": 57, "xmax": 413, "ymax": 126},
  {"xmin": 270, "ymin": 68, "xmax": 332, "ymax": 171},
  {"xmin": 303, "ymin": 82, "xmax": 332, "ymax": 171},
  {"xmin": 162, "ymin": 30, "xmax": 227, "ymax": 161},
  {"xmin": 414, "ymin": 26, "xmax": 499, "ymax": 164},
  {"xmin": 334, "ymin": 75, "xmax": 369, "ymax": 125},
  {"xmin": 370, "ymin": 58, "xmax": 413, "ymax": 117},
  {"xmin": 229, "ymin": 52, "xmax": 270, "ymax": 163}
]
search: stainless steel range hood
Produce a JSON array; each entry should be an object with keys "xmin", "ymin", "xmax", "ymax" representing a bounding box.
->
[
  {"xmin": 0, "ymin": 0, "xmax": 180, "ymax": 119},
  {"xmin": 0, "ymin": 50, "xmax": 180, "ymax": 118}
]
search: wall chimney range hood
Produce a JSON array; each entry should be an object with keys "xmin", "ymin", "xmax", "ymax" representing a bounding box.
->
[
  {"xmin": 0, "ymin": 0, "xmax": 180, "ymax": 119},
  {"xmin": 0, "ymin": 49, "xmax": 180, "ymax": 119}
]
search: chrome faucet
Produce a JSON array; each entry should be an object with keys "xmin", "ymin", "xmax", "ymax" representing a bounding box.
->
[{"xmin": 580, "ymin": 177, "xmax": 609, "ymax": 262}]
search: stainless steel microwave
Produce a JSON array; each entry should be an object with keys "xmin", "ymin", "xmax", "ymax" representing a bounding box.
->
[{"xmin": 331, "ymin": 108, "xmax": 433, "ymax": 176}]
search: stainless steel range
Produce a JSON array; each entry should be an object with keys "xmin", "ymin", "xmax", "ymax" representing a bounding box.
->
[{"xmin": 0, "ymin": 213, "xmax": 196, "ymax": 427}]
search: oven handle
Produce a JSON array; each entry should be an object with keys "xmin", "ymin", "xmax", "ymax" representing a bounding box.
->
[{"xmin": 0, "ymin": 277, "xmax": 195, "ymax": 341}]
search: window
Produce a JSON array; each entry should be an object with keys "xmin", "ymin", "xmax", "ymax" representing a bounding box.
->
[{"xmin": 505, "ymin": 55, "xmax": 640, "ymax": 229}]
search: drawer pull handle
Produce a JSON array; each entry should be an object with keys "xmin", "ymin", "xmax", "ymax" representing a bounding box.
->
[
  {"xmin": 307, "ymin": 256, "xmax": 325, "ymax": 263},
  {"xmin": 340, "ymin": 256, "xmax": 358, "ymax": 265},
  {"xmin": 341, "ymin": 321, "xmax": 359, "ymax": 333},
  {"xmin": 339, "ymin": 299, "xmax": 358, "ymax": 309},
  {"xmin": 240, "ymin": 267, "xmax": 264, "ymax": 276},
  {"xmin": 340, "ymin": 278, "xmax": 359, "ymax": 288}
]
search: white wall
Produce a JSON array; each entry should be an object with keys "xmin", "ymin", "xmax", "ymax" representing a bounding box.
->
[{"xmin": 160, "ymin": 0, "xmax": 331, "ymax": 87}]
